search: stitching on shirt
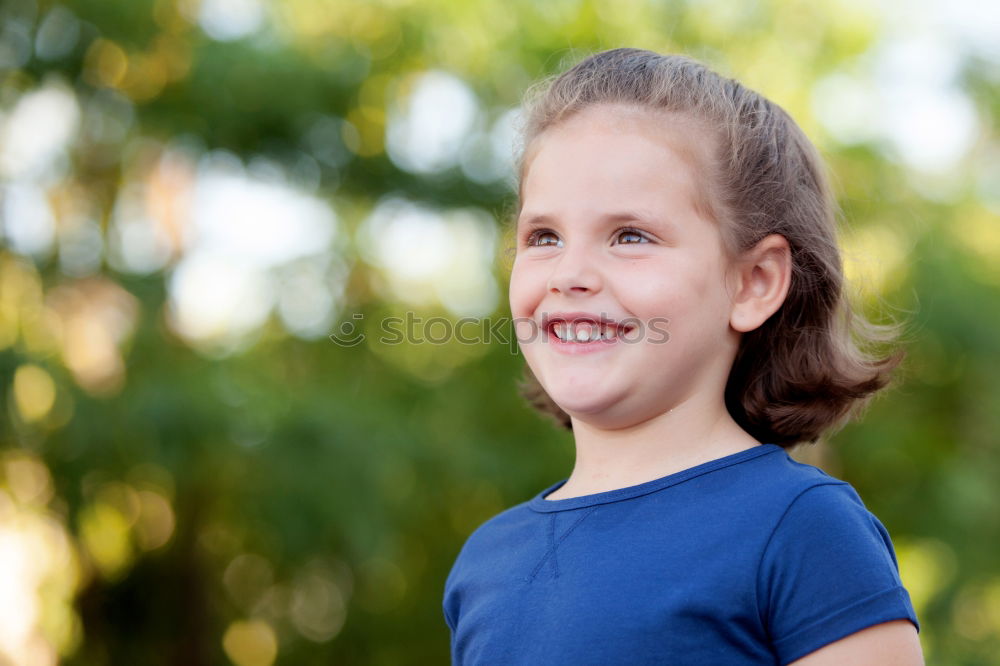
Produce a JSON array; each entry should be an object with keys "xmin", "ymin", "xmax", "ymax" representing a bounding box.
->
[
  {"xmin": 528, "ymin": 445, "xmax": 783, "ymax": 512},
  {"xmin": 549, "ymin": 513, "xmax": 559, "ymax": 577},
  {"xmin": 525, "ymin": 505, "xmax": 599, "ymax": 583},
  {"xmin": 771, "ymin": 585, "xmax": 916, "ymax": 651}
]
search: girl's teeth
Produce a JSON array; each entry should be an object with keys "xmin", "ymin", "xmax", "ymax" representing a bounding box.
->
[{"xmin": 553, "ymin": 322, "xmax": 622, "ymax": 342}]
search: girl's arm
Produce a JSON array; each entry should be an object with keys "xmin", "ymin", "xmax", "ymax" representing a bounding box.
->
[{"xmin": 787, "ymin": 619, "xmax": 924, "ymax": 665}]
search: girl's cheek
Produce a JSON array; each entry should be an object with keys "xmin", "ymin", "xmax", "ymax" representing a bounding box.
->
[
  {"xmin": 509, "ymin": 262, "xmax": 540, "ymax": 289},
  {"xmin": 513, "ymin": 317, "xmax": 539, "ymax": 346},
  {"xmin": 508, "ymin": 269, "xmax": 537, "ymax": 315}
]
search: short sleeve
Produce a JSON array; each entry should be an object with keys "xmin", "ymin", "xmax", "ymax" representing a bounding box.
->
[{"xmin": 757, "ymin": 482, "xmax": 920, "ymax": 665}]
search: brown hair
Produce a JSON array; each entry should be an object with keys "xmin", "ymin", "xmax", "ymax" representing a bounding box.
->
[{"xmin": 505, "ymin": 48, "xmax": 910, "ymax": 448}]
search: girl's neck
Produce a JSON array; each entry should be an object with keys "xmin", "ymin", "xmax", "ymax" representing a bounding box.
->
[{"xmin": 547, "ymin": 397, "xmax": 760, "ymax": 500}]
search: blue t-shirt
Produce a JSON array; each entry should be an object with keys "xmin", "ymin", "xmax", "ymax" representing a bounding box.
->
[{"xmin": 443, "ymin": 443, "xmax": 919, "ymax": 665}]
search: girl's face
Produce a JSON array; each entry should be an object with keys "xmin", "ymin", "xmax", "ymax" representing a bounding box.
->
[{"xmin": 509, "ymin": 104, "xmax": 742, "ymax": 430}]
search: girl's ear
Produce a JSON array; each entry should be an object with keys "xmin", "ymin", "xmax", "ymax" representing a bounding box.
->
[{"xmin": 727, "ymin": 234, "xmax": 792, "ymax": 333}]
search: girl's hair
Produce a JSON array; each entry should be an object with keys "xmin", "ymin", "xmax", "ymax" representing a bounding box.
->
[{"xmin": 507, "ymin": 47, "xmax": 909, "ymax": 448}]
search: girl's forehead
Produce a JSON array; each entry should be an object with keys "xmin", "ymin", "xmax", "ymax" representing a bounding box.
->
[
  {"xmin": 533, "ymin": 114, "xmax": 705, "ymax": 175},
  {"xmin": 560, "ymin": 103, "xmax": 707, "ymax": 144},
  {"xmin": 519, "ymin": 106, "xmax": 719, "ymax": 229},
  {"xmin": 526, "ymin": 105, "xmax": 714, "ymax": 181}
]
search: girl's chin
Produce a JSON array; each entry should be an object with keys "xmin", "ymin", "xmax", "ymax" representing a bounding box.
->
[{"xmin": 544, "ymin": 386, "xmax": 623, "ymax": 417}]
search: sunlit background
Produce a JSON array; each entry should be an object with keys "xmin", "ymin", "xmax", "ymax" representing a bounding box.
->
[{"xmin": 1, "ymin": 0, "xmax": 998, "ymax": 663}]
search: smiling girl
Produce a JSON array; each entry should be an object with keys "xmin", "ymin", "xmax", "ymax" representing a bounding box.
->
[{"xmin": 443, "ymin": 48, "xmax": 923, "ymax": 665}]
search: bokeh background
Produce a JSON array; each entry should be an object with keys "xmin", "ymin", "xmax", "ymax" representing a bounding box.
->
[{"xmin": 1, "ymin": 0, "xmax": 999, "ymax": 663}]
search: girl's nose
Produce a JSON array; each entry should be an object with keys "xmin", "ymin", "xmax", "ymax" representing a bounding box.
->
[{"xmin": 546, "ymin": 248, "xmax": 603, "ymax": 295}]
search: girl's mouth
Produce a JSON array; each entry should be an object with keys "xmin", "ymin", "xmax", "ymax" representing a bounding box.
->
[{"xmin": 547, "ymin": 321, "xmax": 636, "ymax": 354}]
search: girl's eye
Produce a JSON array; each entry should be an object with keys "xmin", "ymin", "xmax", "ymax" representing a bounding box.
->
[
  {"xmin": 523, "ymin": 227, "xmax": 649, "ymax": 247},
  {"xmin": 615, "ymin": 228, "xmax": 649, "ymax": 245},
  {"xmin": 525, "ymin": 230, "xmax": 561, "ymax": 247}
]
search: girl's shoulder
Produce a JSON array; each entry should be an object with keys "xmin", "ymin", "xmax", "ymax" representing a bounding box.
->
[
  {"xmin": 755, "ymin": 459, "xmax": 918, "ymax": 663},
  {"xmin": 747, "ymin": 444, "xmax": 854, "ymax": 501},
  {"xmin": 723, "ymin": 445, "xmax": 886, "ymax": 541}
]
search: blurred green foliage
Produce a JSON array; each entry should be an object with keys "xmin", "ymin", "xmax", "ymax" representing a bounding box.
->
[{"xmin": 1, "ymin": 0, "xmax": 999, "ymax": 664}]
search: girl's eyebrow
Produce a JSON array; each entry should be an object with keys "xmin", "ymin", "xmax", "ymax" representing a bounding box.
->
[{"xmin": 517, "ymin": 210, "xmax": 671, "ymax": 231}]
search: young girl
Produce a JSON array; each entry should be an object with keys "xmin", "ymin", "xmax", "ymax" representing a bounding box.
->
[{"xmin": 443, "ymin": 48, "xmax": 923, "ymax": 665}]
